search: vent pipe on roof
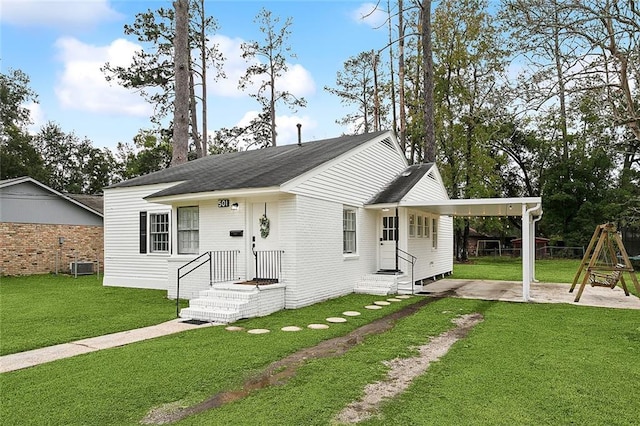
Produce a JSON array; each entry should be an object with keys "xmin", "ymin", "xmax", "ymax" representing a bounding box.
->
[{"xmin": 297, "ymin": 123, "xmax": 302, "ymax": 146}]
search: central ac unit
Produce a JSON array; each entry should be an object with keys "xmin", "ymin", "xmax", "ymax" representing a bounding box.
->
[{"xmin": 70, "ymin": 262, "xmax": 94, "ymax": 275}]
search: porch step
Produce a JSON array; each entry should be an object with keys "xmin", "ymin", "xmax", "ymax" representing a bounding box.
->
[
  {"xmin": 354, "ymin": 274, "xmax": 405, "ymax": 296},
  {"xmin": 179, "ymin": 283, "xmax": 286, "ymax": 324}
]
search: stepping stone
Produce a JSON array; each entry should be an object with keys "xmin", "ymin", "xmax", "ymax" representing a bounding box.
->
[
  {"xmin": 307, "ymin": 324, "xmax": 329, "ymax": 330},
  {"xmin": 247, "ymin": 328, "xmax": 270, "ymax": 334},
  {"xmin": 342, "ymin": 311, "xmax": 361, "ymax": 317},
  {"xmin": 387, "ymin": 298, "xmax": 402, "ymax": 302},
  {"xmin": 365, "ymin": 305, "xmax": 383, "ymax": 310},
  {"xmin": 396, "ymin": 295, "xmax": 412, "ymax": 299},
  {"xmin": 374, "ymin": 301, "xmax": 391, "ymax": 306},
  {"xmin": 326, "ymin": 317, "xmax": 347, "ymax": 323},
  {"xmin": 281, "ymin": 326, "xmax": 302, "ymax": 332},
  {"xmin": 225, "ymin": 326, "xmax": 245, "ymax": 332}
]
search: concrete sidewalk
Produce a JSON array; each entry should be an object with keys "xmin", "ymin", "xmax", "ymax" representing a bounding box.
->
[{"xmin": 0, "ymin": 318, "xmax": 215, "ymax": 374}]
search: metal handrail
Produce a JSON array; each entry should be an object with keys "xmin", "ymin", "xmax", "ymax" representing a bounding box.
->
[
  {"xmin": 253, "ymin": 249, "xmax": 284, "ymax": 285},
  {"xmin": 176, "ymin": 250, "xmax": 240, "ymax": 317},
  {"xmin": 397, "ymin": 247, "xmax": 417, "ymax": 294}
]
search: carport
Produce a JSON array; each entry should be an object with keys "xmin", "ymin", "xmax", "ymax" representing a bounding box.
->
[{"xmin": 400, "ymin": 197, "xmax": 543, "ymax": 301}]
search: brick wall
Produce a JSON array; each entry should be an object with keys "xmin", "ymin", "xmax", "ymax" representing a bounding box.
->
[{"xmin": 0, "ymin": 223, "xmax": 103, "ymax": 276}]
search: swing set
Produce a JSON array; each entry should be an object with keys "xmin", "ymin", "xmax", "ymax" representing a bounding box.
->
[{"xmin": 570, "ymin": 223, "xmax": 640, "ymax": 302}]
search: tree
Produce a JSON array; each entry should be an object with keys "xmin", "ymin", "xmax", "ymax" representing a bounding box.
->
[
  {"xmin": 102, "ymin": 0, "xmax": 223, "ymax": 161},
  {"xmin": 0, "ymin": 68, "xmax": 49, "ymax": 181},
  {"xmin": 116, "ymin": 129, "xmax": 172, "ymax": 179},
  {"xmin": 172, "ymin": 0, "xmax": 190, "ymax": 166},
  {"xmin": 325, "ymin": 51, "xmax": 388, "ymax": 134},
  {"xmin": 239, "ymin": 8, "xmax": 306, "ymax": 147}
]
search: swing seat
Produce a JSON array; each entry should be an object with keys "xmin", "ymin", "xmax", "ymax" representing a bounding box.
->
[{"xmin": 589, "ymin": 265, "xmax": 624, "ymax": 289}]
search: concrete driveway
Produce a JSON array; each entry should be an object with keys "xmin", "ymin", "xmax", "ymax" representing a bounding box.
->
[{"xmin": 421, "ymin": 279, "xmax": 640, "ymax": 310}]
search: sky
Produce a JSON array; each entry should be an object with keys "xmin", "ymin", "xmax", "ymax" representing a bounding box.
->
[{"xmin": 0, "ymin": 0, "xmax": 390, "ymax": 150}]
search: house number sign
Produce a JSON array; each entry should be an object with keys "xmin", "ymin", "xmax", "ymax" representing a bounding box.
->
[{"xmin": 218, "ymin": 199, "xmax": 230, "ymax": 208}]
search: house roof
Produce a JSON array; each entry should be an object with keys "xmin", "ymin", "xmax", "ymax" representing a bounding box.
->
[
  {"xmin": 0, "ymin": 176, "xmax": 104, "ymax": 218},
  {"xmin": 66, "ymin": 194, "xmax": 104, "ymax": 214},
  {"xmin": 107, "ymin": 131, "xmax": 390, "ymax": 199},
  {"xmin": 366, "ymin": 163, "xmax": 435, "ymax": 204}
]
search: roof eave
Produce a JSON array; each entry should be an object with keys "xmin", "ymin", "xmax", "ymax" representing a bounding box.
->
[{"xmin": 146, "ymin": 186, "xmax": 283, "ymax": 204}]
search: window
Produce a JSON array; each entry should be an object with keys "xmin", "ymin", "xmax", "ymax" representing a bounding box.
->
[
  {"xmin": 178, "ymin": 206, "xmax": 199, "ymax": 254},
  {"xmin": 409, "ymin": 214, "xmax": 416, "ymax": 238},
  {"xmin": 424, "ymin": 216, "xmax": 430, "ymax": 239},
  {"xmin": 432, "ymin": 217, "xmax": 438, "ymax": 249},
  {"xmin": 343, "ymin": 208, "xmax": 357, "ymax": 254},
  {"xmin": 417, "ymin": 215, "xmax": 423, "ymax": 237},
  {"xmin": 150, "ymin": 213, "xmax": 170, "ymax": 253}
]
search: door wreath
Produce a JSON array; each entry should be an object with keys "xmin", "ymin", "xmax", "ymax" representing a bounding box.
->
[{"xmin": 259, "ymin": 213, "xmax": 270, "ymax": 238}]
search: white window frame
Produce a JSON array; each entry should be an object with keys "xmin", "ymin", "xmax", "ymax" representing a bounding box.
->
[
  {"xmin": 177, "ymin": 206, "xmax": 199, "ymax": 254},
  {"xmin": 409, "ymin": 213, "xmax": 416, "ymax": 238},
  {"xmin": 343, "ymin": 207, "xmax": 357, "ymax": 254},
  {"xmin": 432, "ymin": 217, "xmax": 438, "ymax": 249},
  {"xmin": 149, "ymin": 212, "xmax": 170, "ymax": 253},
  {"xmin": 424, "ymin": 215, "xmax": 431, "ymax": 239}
]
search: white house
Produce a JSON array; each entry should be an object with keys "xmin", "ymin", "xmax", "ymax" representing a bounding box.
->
[{"xmin": 104, "ymin": 130, "xmax": 541, "ymax": 322}]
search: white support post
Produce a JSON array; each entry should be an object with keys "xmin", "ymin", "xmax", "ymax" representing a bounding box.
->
[{"xmin": 522, "ymin": 205, "xmax": 531, "ymax": 301}]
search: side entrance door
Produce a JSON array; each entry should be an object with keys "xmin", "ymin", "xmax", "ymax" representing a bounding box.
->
[{"xmin": 379, "ymin": 212, "xmax": 397, "ymax": 271}]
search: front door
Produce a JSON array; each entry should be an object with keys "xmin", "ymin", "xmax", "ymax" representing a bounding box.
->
[
  {"xmin": 379, "ymin": 212, "xmax": 397, "ymax": 270},
  {"xmin": 251, "ymin": 202, "xmax": 279, "ymax": 279}
]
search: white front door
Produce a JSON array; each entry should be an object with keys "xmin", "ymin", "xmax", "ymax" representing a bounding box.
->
[
  {"xmin": 379, "ymin": 212, "xmax": 397, "ymax": 270},
  {"xmin": 251, "ymin": 202, "xmax": 279, "ymax": 279}
]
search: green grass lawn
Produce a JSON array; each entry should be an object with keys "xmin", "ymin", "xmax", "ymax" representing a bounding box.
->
[
  {"xmin": 0, "ymin": 274, "xmax": 186, "ymax": 355},
  {"xmin": 1, "ymin": 296, "xmax": 638, "ymax": 425},
  {"xmin": 451, "ymin": 256, "xmax": 582, "ymax": 283}
]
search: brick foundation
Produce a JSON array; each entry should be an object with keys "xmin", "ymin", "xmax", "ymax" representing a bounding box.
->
[{"xmin": 0, "ymin": 223, "xmax": 103, "ymax": 276}]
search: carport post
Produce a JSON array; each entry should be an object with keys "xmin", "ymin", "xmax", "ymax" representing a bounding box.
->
[{"xmin": 522, "ymin": 204, "xmax": 531, "ymax": 301}]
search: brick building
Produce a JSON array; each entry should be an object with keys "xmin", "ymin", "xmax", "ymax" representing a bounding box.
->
[{"xmin": 0, "ymin": 177, "xmax": 103, "ymax": 276}]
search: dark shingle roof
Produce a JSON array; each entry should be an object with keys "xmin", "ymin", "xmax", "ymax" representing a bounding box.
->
[
  {"xmin": 367, "ymin": 163, "xmax": 434, "ymax": 204},
  {"xmin": 108, "ymin": 131, "xmax": 389, "ymax": 198},
  {"xmin": 66, "ymin": 194, "xmax": 104, "ymax": 214}
]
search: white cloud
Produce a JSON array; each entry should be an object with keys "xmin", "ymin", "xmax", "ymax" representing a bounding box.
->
[
  {"xmin": 351, "ymin": 2, "xmax": 387, "ymax": 28},
  {"xmin": 0, "ymin": 0, "xmax": 122, "ymax": 29},
  {"xmin": 25, "ymin": 102, "xmax": 45, "ymax": 134},
  {"xmin": 208, "ymin": 34, "xmax": 316, "ymax": 100},
  {"xmin": 54, "ymin": 37, "xmax": 152, "ymax": 117}
]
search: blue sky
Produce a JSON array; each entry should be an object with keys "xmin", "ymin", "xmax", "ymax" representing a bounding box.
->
[{"xmin": 1, "ymin": 0, "xmax": 390, "ymax": 150}]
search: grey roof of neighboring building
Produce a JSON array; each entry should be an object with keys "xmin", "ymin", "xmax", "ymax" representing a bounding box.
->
[
  {"xmin": 66, "ymin": 194, "xmax": 104, "ymax": 214},
  {"xmin": 367, "ymin": 163, "xmax": 435, "ymax": 204},
  {"xmin": 0, "ymin": 176, "xmax": 104, "ymax": 218},
  {"xmin": 107, "ymin": 131, "xmax": 390, "ymax": 199}
]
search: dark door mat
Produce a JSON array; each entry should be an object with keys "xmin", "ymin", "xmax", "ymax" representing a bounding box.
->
[{"xmin": 181, "ymin": 319, "xmax": 210, "ymax": 325}]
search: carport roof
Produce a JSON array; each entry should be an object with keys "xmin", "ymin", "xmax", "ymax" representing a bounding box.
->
[{"xmin": 392, "ymin": 197, "xmax": 542, "ymax": 217}]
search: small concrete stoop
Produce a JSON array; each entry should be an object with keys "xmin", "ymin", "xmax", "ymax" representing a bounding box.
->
[
  {"xmin": 179, "ymin": 282, "xmax": 286, "ymax": 323},
  {"xmin": 354, "ymin": 273, "xmax": 404, "ymax": 295}
]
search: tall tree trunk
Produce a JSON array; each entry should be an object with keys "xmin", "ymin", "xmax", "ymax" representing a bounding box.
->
[
  {"xmin": 373, "ymin": 51, "xmax": 381, "ymax": 132},
  {"xmin": 387, "ymin": 0, "xmax": 398, "ymax": 139},
  {"xmin": 552, "ymin": 1, "xmax": 569, "ymax": 162},
  {"xmin": 189, "ymin": 64, "xmax": 203, "ymax": 158},
  {"xmin": 199, "ymin": 0, "xmax": 208, "ymax": 156},
  {"xmin": 172, "ymin": 0, "xmax": 189, "ymax": 166},
  {"xmin": 398, "ymin": 0, "xmax": 407, "ymax": 155},
  {"xmin": 421, "ymin": 0, "xmax": 436, "ymax": 163},
  {"xmin": 270, "ymin": 59, "xmax": 277, "ymax": 146}
]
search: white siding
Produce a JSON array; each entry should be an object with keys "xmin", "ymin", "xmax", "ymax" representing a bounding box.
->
[
  {"xmin": 288, "ymin": 138, "xmax": 407, "ymax": 206},
  {"xmin": 103, "ymin": 183, "xmax": 178, "ymax": 290},
  {"xmin": 285, "ymin": 195, "xmax": 377, "ymax": 309},
  {"xmin": 403, "ymin": 168, "xmax": 450, "ymax": 202},
  {"xmin": 406, "ymin": 210, "xmax": 453, "ymax": 281}
]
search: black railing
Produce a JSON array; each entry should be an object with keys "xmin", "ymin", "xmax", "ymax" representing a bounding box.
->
[
  {"xmin": 253, "ymin": 250, "xmax": 284, "ymax": 285},
  {"xmin": 397, "ymin": 247, "xmax": 417, "ymax": 294},
  {"xmin": 176, "ymin": 250, "xmax": 240, "ymax": 316}
]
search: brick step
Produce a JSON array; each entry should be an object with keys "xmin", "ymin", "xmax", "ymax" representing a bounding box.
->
[{"xmin": 179, "ymin": 307, "xmax": 241, "ymax": 323}]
